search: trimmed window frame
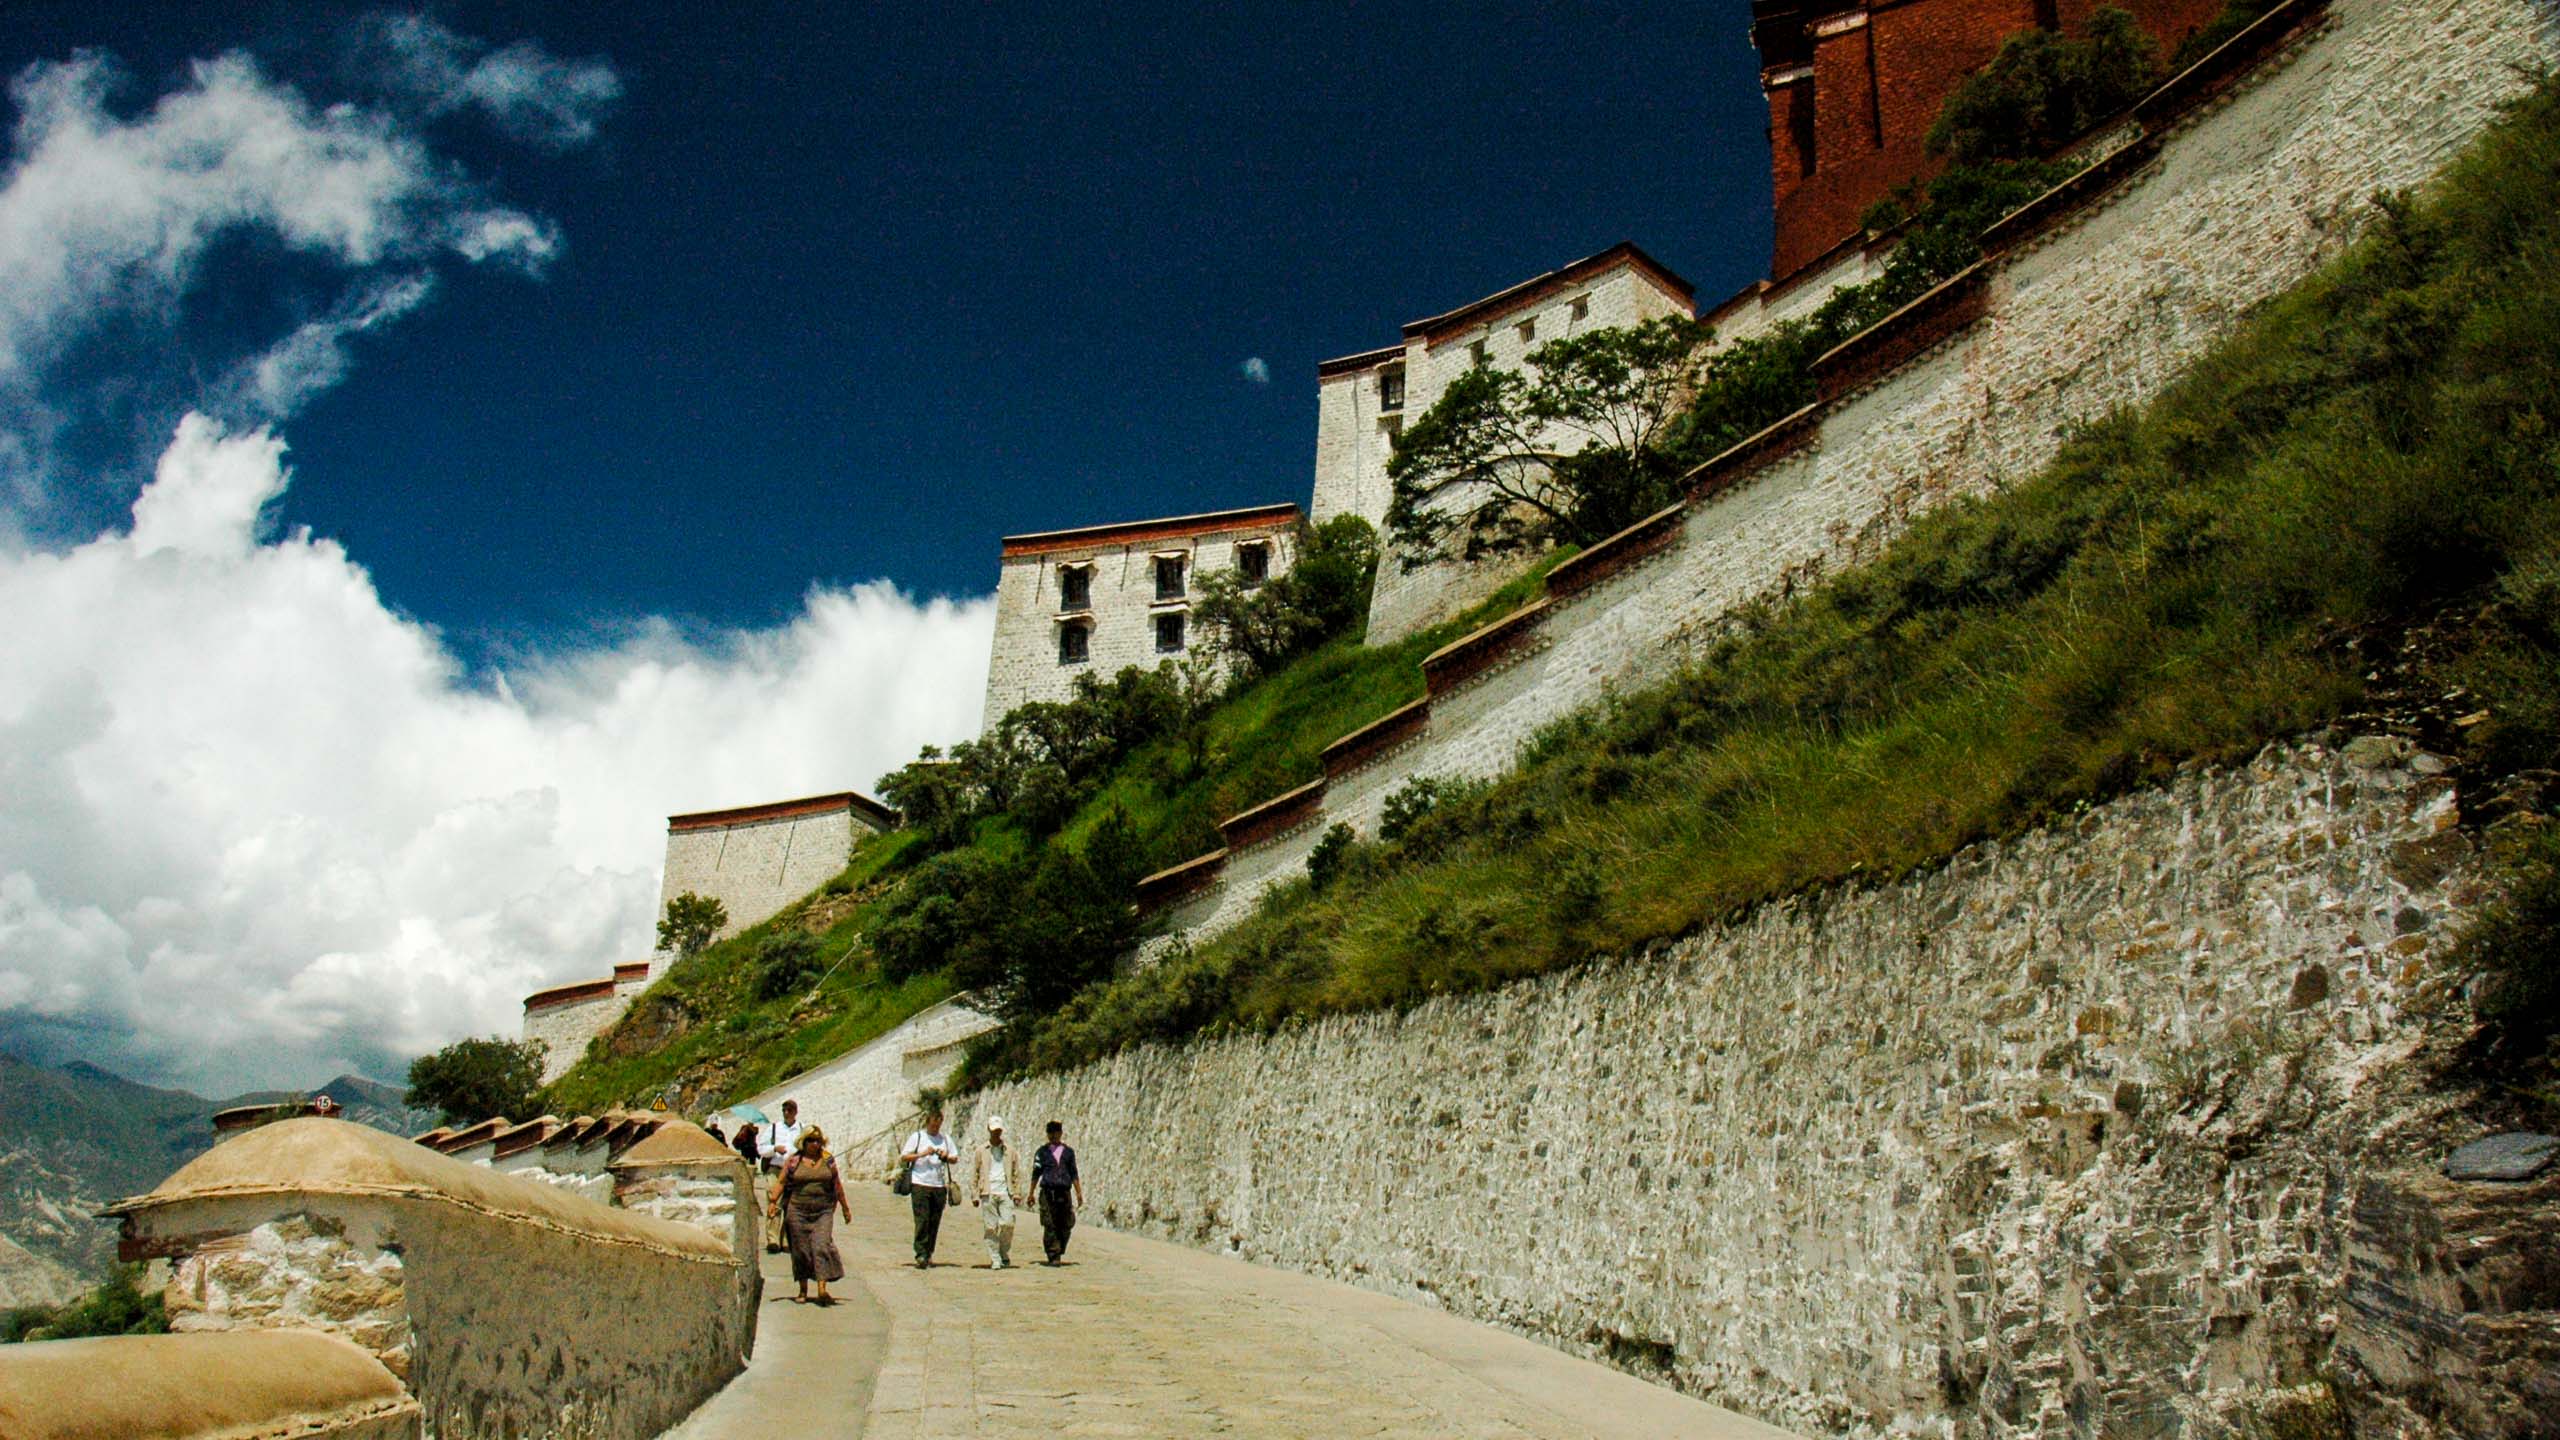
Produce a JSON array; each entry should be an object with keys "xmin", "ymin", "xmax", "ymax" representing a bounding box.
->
[
  {"xmin": 1058, "ymin": 619, "xmax": 1093, "ymax": 666},
  {"xmin": 1153, "ymin": 610, "xmax": 1187, "ymax": 654}
]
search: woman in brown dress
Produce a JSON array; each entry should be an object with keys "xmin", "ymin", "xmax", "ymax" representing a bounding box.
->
[{"xmin": 768, "ymin": 1127, "xmax": 849, "ymax": 1303}]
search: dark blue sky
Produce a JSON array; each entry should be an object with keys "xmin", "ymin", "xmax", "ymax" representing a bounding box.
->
[{"xmin": 8, "ymin": 1, "xmax": 1774, "ymax": 654}]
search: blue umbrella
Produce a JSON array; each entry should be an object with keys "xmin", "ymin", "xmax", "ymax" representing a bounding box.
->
[{"xmin": 726, "ymin": 1103, "xmax": 769, "ymax": 1125}]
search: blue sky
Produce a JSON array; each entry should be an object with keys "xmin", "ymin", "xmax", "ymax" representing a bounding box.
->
[
  {"xmin": 0, "ymin": 2, "xmax": 1777, "ymax": 1091},
  {"xmin": 6, "ymin": 0, "xmax": 1773, "ymax": 649}
]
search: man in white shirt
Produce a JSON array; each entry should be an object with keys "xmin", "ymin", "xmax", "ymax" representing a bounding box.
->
[
  {"xmin": 900, "ymin": 1107, "xmax": 959, "ymax": 1268},
  {"xmin": 759, "ymin": 1100, "xmax": 804, "ymax": 1173}
]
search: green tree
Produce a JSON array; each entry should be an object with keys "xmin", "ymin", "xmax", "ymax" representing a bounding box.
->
[
  {"xmin": 1194, "ymin": 516, "xmax": 1381, "ymax": 678},
  {"xmin": 1925, "ymin": 8, "xmax": 2162, "ymax": 164},
  {"xmin": 656, "ymin": 891, "xmax": 728, "ymax": 959},
  {"xmin": 406, "ymin": 1035, "xmax": 546, "ymax": 1124},
  {"xmin": 1385, "ymin": 317, "xmax": 1709, "ymax": 565}
]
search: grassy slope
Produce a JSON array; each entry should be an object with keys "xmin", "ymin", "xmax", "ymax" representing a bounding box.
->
[
  {"xmin": 542, "ymin": 832, "xmax": 953, "ymax": 1115},
  {"xmin": 973, "ymin": 79, "xmax": 2560, "ymax": 1085},
  {"xmin": 1062, "ymin": 551, "xmax": 1574, "ymax": 870}
]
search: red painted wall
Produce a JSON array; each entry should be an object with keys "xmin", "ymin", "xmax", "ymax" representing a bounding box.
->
[{"xmin": 1756, "ymin": 0, "xmax": 2233, "ymax": 280}]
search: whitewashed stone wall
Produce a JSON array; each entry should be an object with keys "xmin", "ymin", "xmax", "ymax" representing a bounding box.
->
[
  {"xmin": 971, "ymin": 741, "xmax": 2509, "ymax": 1437},
  {"xmin": 1152, "ymin": 0, "xmax": 2558, "ymax": 953},
  {"xmin": 981, "ymin": 517, "xmax": 1299, "ymax": 730},
  {"xmin": 741, "ymin": 997, "xmax": 999, "ymax": 1173},
  {"xmin": 525, "ymin": 989, "xmax": 626, "ymax": 1084},
  {"xmin": 1357, "ymin": 260, "xmax": 1698, "ymax": 644},
  {"xmin": 658, "ymin": 801, "xmax": 880, "ymax": 948},
  {"xmin": 168, "ymin": 1215, "xmax": 412, "ymax": 1380}
]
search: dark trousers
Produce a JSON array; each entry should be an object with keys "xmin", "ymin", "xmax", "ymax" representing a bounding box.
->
[
  {"xmin": 1037, "ymin": 1186, "xmax": 1075, "ymax": 1261},
  {"xmin": 910, "ymin": 1184, "xmax": 948, "ymax": 1263}
]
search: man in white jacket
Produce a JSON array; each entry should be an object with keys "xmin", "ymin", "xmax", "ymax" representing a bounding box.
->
[{"xmin": 971, "ymin": 1116, "xmax": 1023, "ymax": 1269}]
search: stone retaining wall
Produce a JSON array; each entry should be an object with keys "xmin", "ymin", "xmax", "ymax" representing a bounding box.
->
[{"xmin": 968, "ymin": 741, "xmax": 2550, "ymax": 1437}]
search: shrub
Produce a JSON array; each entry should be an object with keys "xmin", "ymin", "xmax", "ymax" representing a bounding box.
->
[
  {"xmin": 753, "ymin": 930, "xmax": 829, "ymax": 1000},
  {"xmin": 1379, "ymin": 775, "xmax": 1488, "ymax": 843},
  {"xmin": 1195, "ymin": 516, "xmax": 1380, "ymax": 677},
  {"xmin": 656, "ymin": 892, "xmax": 727, "ymax": 959},
  {"xmin": 1307, "ymin": 822, "xmax": 1357, "ymax": 891},
  {"xmin": 407, "ymin": 1035, "xmax": 546, "ymax": 1124},
  {"xmin": 1925, "ymin": 8, "xmax": 2162, "ymax": 164}
]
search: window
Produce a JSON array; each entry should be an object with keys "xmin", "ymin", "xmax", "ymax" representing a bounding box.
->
[
  {"xmin": 1382, "ymin": 414, "xmax": 1403, "ymax": 451},
  {"xmin": 1236, "ymin": 542, "xmax": 1269, "ymax": 587},
  {"xmin": 1379, "ymin": 366, "xmax": 1405, "ymax": 412},
  {"xmin": 1154, "ymin": 554, "xmax": 1186, "ymax": 600},
  {"xmin": 1571, "ymin": 294, "xmax": 1590, "ymax": 322},
  {"xmin": 1058, "ymin": 622, "xmax": 1090, "ymax": 665},
  {"xmin": 1469, "ymin": 339, "xmax": 1489, "ymax": 367},
  {"xmin": 1517, "ymin": 318, "xmax": 1535, "ymax": 344},
  {"xmin": 1155, "ymin": 611, "xmax": 1186, "ymax": 653},
  {"xmin": 1058, "ymin": 564, "xmax": 1092, "ymax": 611}
]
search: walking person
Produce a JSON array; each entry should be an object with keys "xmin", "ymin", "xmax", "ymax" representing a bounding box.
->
[
  {"xmin": 899, "ymin": 1108, "xmax": 959, "ymax": 1268},
  {"xmin": 760, "ymin": 1099, "xmax": 804, "ymax": 1174},
  {"xmin": 767, "ymin": 1128, "xmax": 849, "ymax": 1304},
  {"xmin": 1032, "ymin": 1120, "xmax": 1083, "ymax": 1266},
  {"xmin": 972, "ymin": 1116, "xmax": 1022, "ymax": 1269},
  {"xmin": 731, "ymin": 1121, "xmax": 760, "ymax": 1170}
]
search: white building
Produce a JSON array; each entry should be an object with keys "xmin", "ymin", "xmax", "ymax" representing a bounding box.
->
[
  {"xmin": 1311, "ymin": 242, "xmax": 1696, "ymax": 642},
  {"xmin": 522, "ymin": 788, "xmax": 898, "ymax": 1084},
  {"xmin": 979, "ymin": 503, "xmax": 1301, "ymax": 729}
]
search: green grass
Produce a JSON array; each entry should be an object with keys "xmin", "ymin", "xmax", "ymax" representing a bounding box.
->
[
  {"xmin": 966, "ymin": 78, "xmax": 2560, "ymax": 1087},
  {"xmin": 542, "ymin": 832, "xmax": 954, "ymax": 1116},
  {"xmin": 1060, "ymin": 548, "xmax": 1577, "ymax": 870}
]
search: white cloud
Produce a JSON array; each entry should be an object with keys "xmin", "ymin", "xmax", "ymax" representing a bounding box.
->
[
  {"xmin": 1241, "ymin": 356, "xmax": 1271, "ymax": 385},
  {"xmin": 362, "ymin": 15, "xmax": 623, "ymax": 150},
  {"xmin": 0, "ymin": 417, "xmax": 994, "ymax": 1094},
  {"xmin": 0, "ymin": 35, "xmax": 597, "ymax": 509}
]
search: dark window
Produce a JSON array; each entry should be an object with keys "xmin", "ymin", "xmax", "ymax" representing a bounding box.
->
[
  {"xmin": 1791, "ymin": 85, "xmax": 1817, "ymax": 179},
  {"xmin": 1516, "ymin": 319, "xmax": 1535, "ymax": 344},
  {"xmin": 1155, "ymin": 611, "xmax": 1185, "ymax": 653},
  {"xmin": 1571, "ymin": 295, "xmax": 1590, "ymax": 322},
  {"xmin": 1379, "ymin": 367, "xmax": 1405, "ymax": 411},
  {"xmin": 1058, "ymin": 565, "xmax": 1091, "ymax": 611},
  {"xmin": 1237, "ymin": 543, "xmax": 1269, "ymax": 587},
  {"xmin": 1154, "ymin": 555, "xmax": 1186, "ymax": 600},
  {"xmin": 1469, "ymin": 339, "xmax": 1489, "ymax": 367},
  {"xmin": 1059, "ymin": 622, "xmax": 1090, "ymax": 665}
]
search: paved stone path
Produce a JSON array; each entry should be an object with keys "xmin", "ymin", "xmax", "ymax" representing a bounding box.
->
[{"xmin": 679, "ymin": 1185, "xmax": 1797, "ymax": 1438}]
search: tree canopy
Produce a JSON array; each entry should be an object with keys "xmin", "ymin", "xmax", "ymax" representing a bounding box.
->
[
  {"xmin": 406, "ymin": 1035, "xmax": 546, "ymax": 1124},
  {"xmin": 1384, "ymin": 316, "xmax": 1709, "ymax": 565}
]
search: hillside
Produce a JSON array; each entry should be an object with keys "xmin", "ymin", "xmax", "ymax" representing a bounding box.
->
[{"xmin": 0, "ymin": 1052, "xmax": 433, "ymax": 1289}]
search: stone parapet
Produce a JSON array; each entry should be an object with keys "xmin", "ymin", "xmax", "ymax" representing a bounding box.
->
[
  {"xmin": 0, "ymin": 1330, "xmax": 421, "ymax": 1440},
  {"xmin": 107, "ymin": 1119, "xmax": 751, "ymax": 1440}
]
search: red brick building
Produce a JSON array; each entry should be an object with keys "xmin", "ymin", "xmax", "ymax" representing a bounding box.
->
[{"xmin": 1752, "ymin": 0, "xmax": 2227, "ymax": 279}]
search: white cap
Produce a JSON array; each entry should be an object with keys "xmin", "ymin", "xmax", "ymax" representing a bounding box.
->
[{"xmin": 986, "ymin": 1115, "xmax": 1006, "ymax": 1132}]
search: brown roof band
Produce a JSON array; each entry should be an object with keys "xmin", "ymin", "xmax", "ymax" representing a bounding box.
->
[
  {"xmin": 523, "ymin": 978, "xmax": 618, "ymax": 1012},
  {"xmin": 1000, "ymin": 503, "xmax": 1301, "ymax": 558},
  {"xmin": 666, "ymin": 788, "xmax": 898, "ymax": 834},
  {"xmin": 1402, "ymin": 242, "xmax": 1696, "ymax": 346},
  {"xmin": 1317, "ymin": 344, "xmax": 1406, "ymax": 379}
]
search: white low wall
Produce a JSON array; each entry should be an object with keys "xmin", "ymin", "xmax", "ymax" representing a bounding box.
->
[{"xmin": 740, "ymin": 997, "xmax": 1000, "ymax": 1172}]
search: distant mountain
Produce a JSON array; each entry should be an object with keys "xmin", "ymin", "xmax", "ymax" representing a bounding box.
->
[{"xmin": 0, "ymin": 1053, "xmax": 434, "ymax": 1297}]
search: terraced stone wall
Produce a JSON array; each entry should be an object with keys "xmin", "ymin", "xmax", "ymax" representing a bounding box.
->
[{"xmin": 973, "ymin": 741, "xmax": 2556, "ymax": 1438}]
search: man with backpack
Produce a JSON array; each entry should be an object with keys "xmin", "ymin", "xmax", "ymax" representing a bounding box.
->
[{"xmin": 899, "ymin": 1107, "xmax": 960, "ymax": 1268}]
